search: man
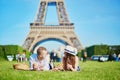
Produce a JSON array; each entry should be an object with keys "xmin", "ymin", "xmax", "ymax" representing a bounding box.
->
[{"xmin": 29, "ymin": 47, "xmax": 50, "ymax": 71}]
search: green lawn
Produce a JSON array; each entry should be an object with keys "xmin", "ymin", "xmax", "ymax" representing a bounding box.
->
[{"xmin": 0, "ymin": 60, "xmax": 120, "ymax": 80}]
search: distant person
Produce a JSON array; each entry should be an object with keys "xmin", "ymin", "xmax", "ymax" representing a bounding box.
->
[
  {"xmin": 56, "ymin": 52, "xmax": 62, "ymax": 62},
  {"xmin": 50, "ymin": 52, "xmax": 54, "ymax": 61},
  {"xmin": 53, "ymin": 51, "xmax": 57, "ymax": 62},
  {"xmin": 29, "ymin": 47, "xmax": 51, "ymax": 71},
  {"xmin": 16, "ymin": 52, "xmax": 22, "ymax": 62},
  {"xmin": 50, "ymin": 51, "xmax": 57, "ymax": 62},
  {"xmin": 118, "ymin": 53, "xmax": 120, "ymax": 61},
  {"xmin": 83, "ymin": 51, "xmax": 87, "ymax": 62},
  {"xmin": 21, "ymin": 50, "xmax": 27, "ymax": 62},
  {"xmin": 108, "ymin": 53, "xmax": 114, "ymax": 61},
  {"xmin": 112, "ymin": 53, "xmax": 117, "ymax": 61}
]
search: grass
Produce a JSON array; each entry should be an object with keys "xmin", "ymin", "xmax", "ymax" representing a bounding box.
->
[{"xmin": 0, "ymin": 60, "xmax": 120, "ymax": 80}]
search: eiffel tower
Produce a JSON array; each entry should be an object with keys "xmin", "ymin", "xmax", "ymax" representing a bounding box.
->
[{"xmin": 23, "ymin": 0, "xmax": 83, "ymax": 52}]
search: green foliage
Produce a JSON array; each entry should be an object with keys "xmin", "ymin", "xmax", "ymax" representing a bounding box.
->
[
  {"xmin": 86, "ymin": 45, "xmax": 120, "ymax": 57},
  {"xmin": 94, "ymin": 45, "xmax": 109, "ymax": 55},
  {"xmin": 4, "ymin": 45, "xmax": 18, "ymax": 55},
  {"xmin": 25, "ymin": 50, "xmax": 32, "ymax": 59},
  {"xmin": 77, "ymin": 51, "xmax": 82, "ymax": 57},
  {"xmin": 0, "ymin": 46, "xmax": 4, "ymax": 58},
  {"xmin": 18, "ymin": 46, "xmax": 24, "ymax": 53},
  {"xmin": 86, "ymin": 46, "xmax": 94, "ymax": 57},
  {"xmin": 86, "ymin": 45, "xmax": 109, "ymax": 57},
  {"xmin": 0, "ymin": 45, "xmax": 31, "ymax": 60},
  {"xmin": 3, "ymin": 45, "xmax": 19, "ymax": 59},
  {"xmin": 0, "ymin": 45, "xmax": 6, "ymax": 59}
]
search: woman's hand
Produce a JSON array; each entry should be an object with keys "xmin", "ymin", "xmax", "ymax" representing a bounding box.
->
[
  {"xmin": 67, "ymin": 64, "xmax": 76, "ymax": 71},
  {"xmin": 67, "ymin": 64, "xmax": 72, "ymax": 69}
]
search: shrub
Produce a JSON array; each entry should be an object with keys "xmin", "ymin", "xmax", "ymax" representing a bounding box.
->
[
  {"xmin": 86, "ymin": 45, "xmax": 109, "ymax": 57},
  {"xmin": 77, "ymin": 51, "xmax": 82, "ymax": 58},
  {"xmin": 0, "ymin": 45, "xmax": 31, "ymax": 60},
  {"xmin": 0, "ymin": 46, "xmax": 4, "ymax": 58}
]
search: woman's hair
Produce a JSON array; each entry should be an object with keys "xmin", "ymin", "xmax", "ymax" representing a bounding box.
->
[
  {"xmin": 37, "ymin": 47, "xmax": 47, "ymax": 55},
  {"xmin": 63, "ymin": 52, "xmax": 76, "ymax": 70}
]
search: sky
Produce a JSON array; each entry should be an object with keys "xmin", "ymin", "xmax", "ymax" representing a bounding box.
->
[{"xmin": 0, "ymin": 0, "xmax": 120, "ymax": 51}]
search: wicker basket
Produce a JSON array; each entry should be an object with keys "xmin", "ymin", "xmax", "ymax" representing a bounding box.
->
[{"xmin": 13, "ymin": 63, "xmax": 29, "ymax": 70}]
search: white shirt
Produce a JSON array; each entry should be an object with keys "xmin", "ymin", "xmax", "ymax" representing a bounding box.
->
[{"xmin": 29, "ymin": 53, "xmax": 50, "ymax": 70}]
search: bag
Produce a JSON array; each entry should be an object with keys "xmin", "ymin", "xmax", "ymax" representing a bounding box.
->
[{"xmin": 13, "ymin": 63, "xmax": 29, "ymax": 70}]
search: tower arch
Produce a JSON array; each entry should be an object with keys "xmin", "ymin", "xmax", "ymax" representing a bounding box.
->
[{"xmin": 32, "ymin": 37, "xmax": 70, "ymax": 52}]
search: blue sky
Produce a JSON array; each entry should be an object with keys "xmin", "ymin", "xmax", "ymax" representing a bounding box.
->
[{"xmin": 0, "ymin": 0, "xmax": 120, "ymax": 51}]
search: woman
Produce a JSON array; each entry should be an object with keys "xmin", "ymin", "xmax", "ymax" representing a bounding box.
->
[{"xmin": 62, "ymin": 45, "xmax": 80, "ymax": 71}]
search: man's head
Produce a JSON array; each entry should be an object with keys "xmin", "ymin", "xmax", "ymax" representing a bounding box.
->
[{"xmin": 37, "ymin": 47, "xmax": 48, "ymax": 60}]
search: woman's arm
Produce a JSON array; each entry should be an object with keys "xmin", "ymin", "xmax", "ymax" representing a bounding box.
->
[
  {"xmin": 68, "ymin": 56, "xmax": 79, "ymax": 71},
  {"xmin": 75, "ymin": 56, "xmax": 79, "ymax": 71}
]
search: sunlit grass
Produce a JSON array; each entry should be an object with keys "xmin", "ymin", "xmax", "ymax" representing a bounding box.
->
[{"xmin": 0, "ymin": 60, "xmax": 120, "ymax": 80}]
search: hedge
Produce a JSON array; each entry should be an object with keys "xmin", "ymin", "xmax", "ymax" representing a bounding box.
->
[
  {"xmin": 86, "ymin": 45, "xmax": 109, "ymax": 57},
  {"xmin": 86, "ymin": 46, "xmax": 94, "ymax": 57},
  {"xmin": 94, "ymin": 45, "xmax": 109, "ymax": 55},
  {"xmin": 77, "ymin": 51, "xmax": 82, "ymax": 58},
  {"xmin": 0, "ymin": 45, "xmax": 31, "ymax": 60},
  {"xmin": 86, "ymin": 45, "xmax": 120, "ymax": 57},
  {"xmin": 0, "ymin": 46, "xmax": 4, "ymax": 58}
]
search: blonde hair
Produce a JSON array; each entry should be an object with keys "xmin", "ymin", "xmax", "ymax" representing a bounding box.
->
[{"xmin": 37, "ymin": 47, "xmax": 47, "ymax": 55}]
